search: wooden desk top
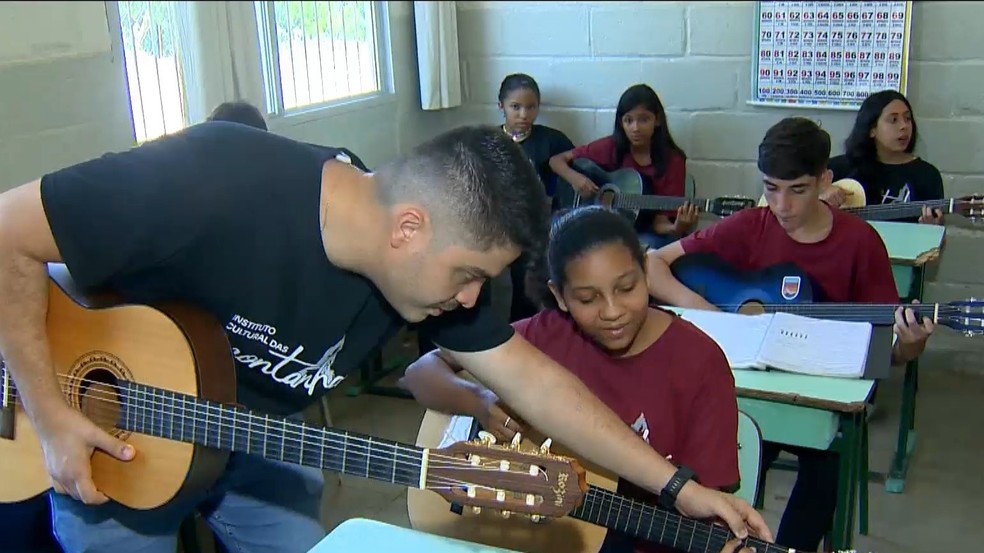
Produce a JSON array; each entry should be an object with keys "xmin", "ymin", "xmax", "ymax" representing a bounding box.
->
[{"xmin": 733, "ymin": 370, "xmax": 875, "ymax": 413}]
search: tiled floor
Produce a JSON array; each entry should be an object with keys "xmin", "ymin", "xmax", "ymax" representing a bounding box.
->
[{"xmin": 314, "ymin": 346, "xmax": 983, "ymax": 553}]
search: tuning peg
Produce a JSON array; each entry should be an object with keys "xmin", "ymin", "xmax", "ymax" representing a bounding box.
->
[
  {"xmin": 530, "ymin": 514, "xmax": 543, "ymax": 523},
  {"xmin": 477, "ymin": 430, "xmax": 497, "ymax": 445},
  {"xmin": 471, "ymin": 506, "xmax": 481, "ymax": 515},
  {"xmin": 510, "ymin": 432, "xmax": 522, "ymax": 449},
  {"xmin": 500, "ymin": 510, "xmax": 512, "ymax": 519},
  {"xmin": 539, "ymin": 438, "xmax": 552, "ymax": 454}
]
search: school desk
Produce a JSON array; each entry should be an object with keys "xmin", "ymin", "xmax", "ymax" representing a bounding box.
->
[
  {"xmin": 307, "ymin": 517, "xmax": 521, "ymax": 553},
  {"xmin": 869, "ymin": 220, "xmax": 946, "ymax": 494},
  {"xmin": 665, "ymin": 306, "xmax": 874, "ymax": 550}
]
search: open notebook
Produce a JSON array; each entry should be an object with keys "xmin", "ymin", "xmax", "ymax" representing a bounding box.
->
[{"xmin": 674, "ymin": 309, "xmax": 873, "ymax": 378}]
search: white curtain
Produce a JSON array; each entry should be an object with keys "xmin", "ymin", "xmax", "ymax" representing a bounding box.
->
[{"xmin": 413, "ymin": 1, "xmax": 462, "ymax": 111}]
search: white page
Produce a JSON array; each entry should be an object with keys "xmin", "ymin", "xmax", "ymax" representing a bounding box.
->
[
  {"xmin": 437, "ymin": 415, "xmax": 476, "ymax": 448},
  {"xmin": 756, "ymin": 312, "xmax": 872, "ymax": 378},
  {"xmin": 675, "ymin": 310, "xmax": 774, "ymax": 369}
]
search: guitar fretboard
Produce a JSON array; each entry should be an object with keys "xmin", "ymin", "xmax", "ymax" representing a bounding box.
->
[
  {"xmin": 614, "ymin": 195, "xmax": 709, "ymax": 213},
  {"xmin": 762, "ymin": 302, "xmax": 947, "ymax": 325},
  {"xmin": 571, "ymin": 486, "xmax": 788, "ymax": 553},
  {"xmin": 117, "ymin": 382, "xmax": 424, "ymax": 488},
  {"xmin": 846, "ymin": 198, "xmax": 953, "ymax": 221}
]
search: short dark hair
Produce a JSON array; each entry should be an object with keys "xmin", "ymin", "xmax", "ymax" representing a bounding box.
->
[
  {"xmin": 525, "ymin": 206, "xmax": 645, "ymax": 311},
  {"xmin": 207, "ymin": 101, "xmax": 267, "ymax": 131},
  {"xmin": 374, "ymin": 125, "xmax": 549, "ymax": 254},
  {"xmin": 498, "ymin": 73, "xmax": 541, "ymax": 103},
  {"xmin": 758, "ymin": 117, "xmax": 831, "ymax": 179}
]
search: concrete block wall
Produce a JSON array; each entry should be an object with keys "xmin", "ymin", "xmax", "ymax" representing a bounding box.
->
[{"xmin": 448, "ymin": 1, "xmax": 984, "ymax": 367}]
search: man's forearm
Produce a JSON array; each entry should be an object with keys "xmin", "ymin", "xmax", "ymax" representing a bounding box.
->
[
  {"xmin": 0, "ymin": 252, "xmax": 66, "ymax": 426},
  {"xmin": 457, "ymin": 341, "xmax": 676, "ymax": 496}
]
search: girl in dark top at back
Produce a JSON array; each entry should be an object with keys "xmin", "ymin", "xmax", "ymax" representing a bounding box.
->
[
  {"xmin": 495, "ymin": 73, "xmax": 575, "ymax": 321},
  {"xmin": 827, "ymin": 90, "xmax": 944, "ymax": 224},
  {"xmin": 549, "ymin": 84, "xmax": 697, "ymax": 249}
]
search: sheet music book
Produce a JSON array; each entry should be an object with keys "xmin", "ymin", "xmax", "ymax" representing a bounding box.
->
[{"xmin": 676, "ymin": 310, "xmax": 872, "ymax": 378}]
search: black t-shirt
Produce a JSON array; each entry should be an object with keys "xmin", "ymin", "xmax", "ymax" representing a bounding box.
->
[
  {"xmin": 516, "ymin": 124, "xmax": 574, "ymax": 195},
  {"xmin": 39, "ymin": 122, "xmax": 513, "ymax": 415},
  {"xmin": 829, "ymin": 154, "xmax": 944, "ymax": 221}
]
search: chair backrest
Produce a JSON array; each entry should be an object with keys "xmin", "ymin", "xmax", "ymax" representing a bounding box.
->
[{"xmin": 735, "ymin": 410, "xmax": 763, "ymax": 505}]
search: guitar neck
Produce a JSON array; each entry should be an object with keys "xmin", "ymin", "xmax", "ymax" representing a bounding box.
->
[
  {"xmin": 847, "ymin": 198, "xmax": 952, "ymax": 221},
  {"xmin": 118, "ymin": 382, "xmax": 425, "ymax": 488},
  {"xmin": 764, "ymin": 303, "xmax": 938, "ymax": 325},
  {"xmin": 571, "ymin": 486, "xmax": 785, "ymax": 553},
  {"xmin": 614, "ymin": 194, "xmax": 709, "ymax": 213}
]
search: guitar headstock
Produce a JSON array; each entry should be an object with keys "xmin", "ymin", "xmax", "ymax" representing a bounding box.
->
[
  {"xmin": 954, "ymin": 194, "xmax": 984, "ymax": 223},
  {"xmin": 709, "ymin": 196, "xmax": 756, "ymax": 217},
  {"xmin": 427, "ymin": 432, "xmax": 587, "ymax": 521},
  {"xmin": 939, "ymin": 298, "xmax": 984, "ymax": 336}
]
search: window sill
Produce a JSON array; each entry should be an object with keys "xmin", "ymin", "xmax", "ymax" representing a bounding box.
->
[{"xmin": 267, "ymin": 92, "xmax": 398, "ymax": 131}]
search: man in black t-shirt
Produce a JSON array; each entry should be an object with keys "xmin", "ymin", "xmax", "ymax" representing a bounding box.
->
[{"xmin": 0, "ymin": 123, "xmax": 770, "ymax": 553}]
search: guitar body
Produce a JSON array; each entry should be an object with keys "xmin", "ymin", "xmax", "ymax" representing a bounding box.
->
[
  {"xmin": 0, "ymin": 264, "xmax": 235, "ymax": 510},
  {"xmin": 669, "ymin": 252, "xmax": 818, "ymax": 314},
  {"xmin": 408, "ymin": 409, "xmax": 612, "ymax": 553},
  {"xmin": 554, "ymin": 158, "xmax": 645, "ymax": 221},
  {"xmin": 757, "ymin": 178, "xmax": 867, "ymax": 208}
]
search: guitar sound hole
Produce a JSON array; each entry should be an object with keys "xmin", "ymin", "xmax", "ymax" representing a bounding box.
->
[
  {"xmin": 737, "ymin": 302, "xmax": 766, "ymax": 315},
  {"xmin": 78, "ymin": 369, "xmax": 122, "ymax": 433},
  {"xmin": 599, "ymin": 190, "xmax": 616, "ymax": 208}
]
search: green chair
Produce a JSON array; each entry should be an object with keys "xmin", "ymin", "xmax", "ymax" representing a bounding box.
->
[{"xmin": 736, "ymin": 410, "xmax": 764, "ymax": 506}]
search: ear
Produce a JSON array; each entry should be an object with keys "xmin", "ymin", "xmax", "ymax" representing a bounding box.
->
[
  {"xmin": 547, "ymin": 281, "xmax": 568, "ymax": 313},
  {"xmin": 388, "ymin": 205, "xmax": 430, "ymax": 250},
  {"xmin": 498, "ymin": 100, "xmax": 504, "ymax": 111},
  {"xmin": 819, "ymin": 168, "xmax": 834, "ymax": 190}
]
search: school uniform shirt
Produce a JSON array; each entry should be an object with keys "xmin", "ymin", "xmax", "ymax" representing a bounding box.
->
[
  {"xmin": 679, "ymin": 206, "xmax": 899, "ymax": 304},
  {"xmin": 513, "ymin": 308, "xmax": 739, "ymax": 553},
  {"xmin": 828, "ymin": 154, "xmax": 944, "ymax": 223},
  {"xmin": 570, "ymin": 135, "xmax": 686, "ymax": 233},
  {"xmin": 515, "ymin": 124, "xmax": 574, "ymax": 197},
  {"xmin": 40, "ymin": 121, "xmax": 513, "ymax": 416}
]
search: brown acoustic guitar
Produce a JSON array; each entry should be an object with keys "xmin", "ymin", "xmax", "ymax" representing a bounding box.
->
[
  {"xmin": 409, "ymin": 409, "xmax": 862, "ymax": 553},
  {"xmin": 0, "ymin": 264, "xmax": 587, "ymax": 521}
]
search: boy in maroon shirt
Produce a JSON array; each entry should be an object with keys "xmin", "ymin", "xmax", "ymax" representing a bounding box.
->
[{"xmin": 645, "ymin": 117, "xmax": 934, "ymax": 551}]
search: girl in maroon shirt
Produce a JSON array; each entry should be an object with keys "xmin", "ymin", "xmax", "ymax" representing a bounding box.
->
[
  {"xmin": 401, "ymin": 206, "xmax": 760, "ymax": 553},
  {"xmin": 549, "ymin": 84, "xmax": 698, "ymax": 249}
]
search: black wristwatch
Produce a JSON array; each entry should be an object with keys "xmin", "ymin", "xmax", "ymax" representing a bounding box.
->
[{"xmin": 658, "ymin": 465, "xmax": 697, "ymax": 510}]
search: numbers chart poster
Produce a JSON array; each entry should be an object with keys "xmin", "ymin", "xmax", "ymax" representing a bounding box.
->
[{"xmin": 753, "ymin": 1, "xmax": 912, "ymax": 109}]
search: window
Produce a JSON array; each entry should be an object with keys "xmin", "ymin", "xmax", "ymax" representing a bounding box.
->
[
  {"xmin": 117, "ymin": 1, "xmax": 188, "ymax": 142},
  {"xmin": 255, "ymin": 1, "xmax": 382, "ymax": 114}
]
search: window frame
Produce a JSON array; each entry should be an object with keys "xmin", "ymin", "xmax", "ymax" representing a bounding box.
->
[{"xmin": 253, "ymin": 0, "xmax": 395, "ymax": 128}]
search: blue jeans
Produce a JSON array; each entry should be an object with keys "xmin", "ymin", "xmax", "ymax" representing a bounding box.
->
[{"xmin": 51, "ymin": 452, "xmax": 325, "ymax": 553}]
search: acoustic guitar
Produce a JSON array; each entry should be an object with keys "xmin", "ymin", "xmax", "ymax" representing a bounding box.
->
[
  {"xmin": 554, "ymin": 159, "xmax": 755, "ymax": 220},
  {"xmin": 0, "ymin": 264, "xmax": 587, "ymax": 520},
  {"xmin": 409, "ymin": 410, "xmax": 859, "ymax": 553},
  {"xmin": 757, "ymin": 179, "xmax": 984, "ymax": 222},
  {"xmin": 669, "ymin": 252, "xmax": 984, "ymax": 334}
]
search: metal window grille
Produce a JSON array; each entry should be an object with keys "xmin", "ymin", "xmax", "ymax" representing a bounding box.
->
[
  {"xmin": 257, "ymin": 1, "xmax": 381, "ymax": 113},
  {"xmin": 117, "ymin": 1, "xmax": 188, "ymax": 143}
]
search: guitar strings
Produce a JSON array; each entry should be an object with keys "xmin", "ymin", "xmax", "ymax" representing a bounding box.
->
[
  {"xmin": 7, "ymin": 380, "xmax": 569, "ymax": 505},
  {"xmin": 6, "ymin": 373, "xmax": 541, "ymax": 475},
  {"xmin": 578, "ymin": 486, "xmax": 783, "ymax": 553}
]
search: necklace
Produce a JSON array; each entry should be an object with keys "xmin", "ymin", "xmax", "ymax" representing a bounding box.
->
[{"xmin": 502, "ymin": 124, "xmax": 531, "ymax": 143}]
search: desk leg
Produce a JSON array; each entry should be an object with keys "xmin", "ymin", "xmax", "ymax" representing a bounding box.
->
[
  {"xmin": 886, "ymin": 358, "xmax": 919, "ymax": 493},
  {"xmin": 860, "ymin": 415, "xmax": 870, "ymax": 536},
  {"xmin": 830, "ymin": 412, "xmax": 861, "ymax": 551},
  {"xmin": 886, "ymin": 264, "xmax": 924, "ymax": 494}
]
